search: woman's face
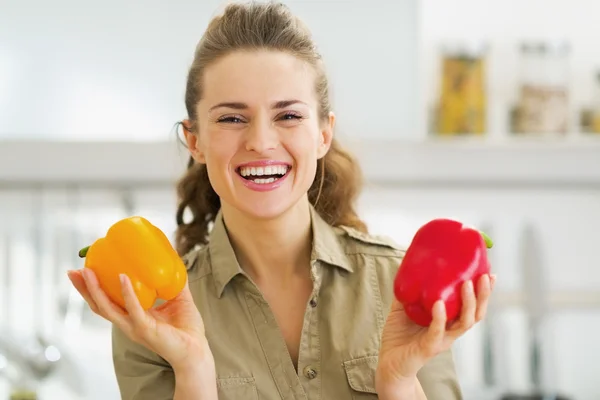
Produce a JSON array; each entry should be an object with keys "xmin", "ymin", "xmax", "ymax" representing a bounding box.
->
[{"xmin": 186, "ymin": 50, "xmax": 334, "ymax": 220}]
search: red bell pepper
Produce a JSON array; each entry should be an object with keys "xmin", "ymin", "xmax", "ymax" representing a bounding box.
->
[{"xmin": 393, "ymin": 218, "xmax": 493, "ymax": 327}]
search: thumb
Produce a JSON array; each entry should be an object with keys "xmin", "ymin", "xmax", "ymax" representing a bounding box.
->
[
  {"xmin": 390, "ymin": 298, "xmax": 403, "ymax": 312},
  {"xmin": 178, "ymin": 279, "xmax": 195, "ymax": 301}
]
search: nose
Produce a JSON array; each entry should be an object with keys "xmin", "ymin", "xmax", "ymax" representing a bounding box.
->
[{"xmin": 244, "ymin": 117, "xmax": 278, "ymax": 154}]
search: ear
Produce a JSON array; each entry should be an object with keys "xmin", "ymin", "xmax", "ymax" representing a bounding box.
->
[
  {"xmin": 317, "ymin": 111, "xmax": 335, "ymax": 159},
  {"xmin": 182, "ymin": 119, "xmax": 206, "ymax": 164}
]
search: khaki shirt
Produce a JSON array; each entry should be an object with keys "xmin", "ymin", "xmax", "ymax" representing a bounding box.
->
[{"xmin": 112, "ymin": 206, "xmax": 463, "ymax": 399}]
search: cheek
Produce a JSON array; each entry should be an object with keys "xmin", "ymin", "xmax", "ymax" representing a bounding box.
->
[
  {"xmin": 202, "ymin": 130, "xmax": 239, "ymax": 164},
  {"xmin": 285, "ymin": 129, "xmax": 321, "ymax": 184},
  {"xmin": 201, "ymin": 134, "xmax": 237, "ymax": 194},
  {"xmin": 288, "ymin": 126, "xmax": 321, "ymax": 158}
]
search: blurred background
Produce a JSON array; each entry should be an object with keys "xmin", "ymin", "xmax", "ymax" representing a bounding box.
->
[{"xmin": 1, "ymin": 0, "xmax": 599, "ymax": 399}]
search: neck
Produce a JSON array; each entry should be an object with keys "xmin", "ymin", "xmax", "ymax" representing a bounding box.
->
[{"xmin": 220, "ymin": 197, "xmax": 313, "ymax": 285}]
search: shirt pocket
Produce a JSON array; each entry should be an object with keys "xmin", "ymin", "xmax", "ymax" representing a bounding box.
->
[
  {"xmin": 342, "ymin": 355, "xmax": 379, "ymax": 399},
  {"xmin": 217, "ymin": 376, "xmax": 259, "ymax": 400}
]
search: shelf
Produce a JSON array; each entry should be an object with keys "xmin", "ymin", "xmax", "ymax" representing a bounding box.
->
[
  {"xmin": 0, "ymin": 136, "xmax": 598, "ymax": 189},
  {"xmin": 0, "ymin": 140, "xmax": 189, "ymax": 188},
  {"xmin": 345, "ymin": 135, "xmax": 600, "ymax": 189}
]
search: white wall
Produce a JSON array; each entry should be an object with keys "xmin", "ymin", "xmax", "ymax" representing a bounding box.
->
[
  {"xmin": 0, "ymin": 0, "xmax": 418, "ymax": 140},
  {"xmin": 3, "ymin": 0, "xmax": 600, "ymax": 140}
]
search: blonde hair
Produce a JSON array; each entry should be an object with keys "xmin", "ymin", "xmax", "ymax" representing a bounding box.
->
[{"xmin": 175, "ymin": 1, "xmax": 367, "ymax": 256}]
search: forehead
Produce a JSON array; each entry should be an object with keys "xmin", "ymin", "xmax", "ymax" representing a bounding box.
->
[{"xmin": 201, "ymin": 50, "xmax": 316, "ymax": 103}]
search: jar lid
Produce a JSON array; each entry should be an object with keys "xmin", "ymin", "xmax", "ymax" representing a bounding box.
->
[
  {"xmin": 541, "ymin": 40, "xmax": 571, "ymax": 55},
  {"xmin": 440, "ymin": 40, "xmax": 488, "ymax": 58},
  {"xmin": 520, "ymin": 40, "xmax": 570, "ymax": 55}
]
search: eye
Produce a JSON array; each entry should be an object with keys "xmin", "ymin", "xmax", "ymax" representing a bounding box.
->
[
  {"xmin": 278, "ymin": 112, "xmax": 303, "ymax": 122},
  {"xmin": 217, "ymin": 115, "xmax": 246, "ymax": 124}
]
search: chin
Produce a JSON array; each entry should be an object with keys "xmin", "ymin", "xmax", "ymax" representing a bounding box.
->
[
  {"xmin": 235, "ymin": 196, "xmax": 300, "ymax": 221},
  {"xmin": 221, "ymin": 167, "xmax": 315, "ymax": 221}
]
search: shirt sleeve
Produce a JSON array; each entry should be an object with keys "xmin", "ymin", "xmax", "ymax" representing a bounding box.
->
[{"xmin": 111, "ymin": 324, "xmax": 176, "ymax": 400}]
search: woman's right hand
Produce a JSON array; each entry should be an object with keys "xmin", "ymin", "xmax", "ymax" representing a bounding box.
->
[{"xmin": 67, "ymin": 268, "xmax": 213, "ymax": 372}]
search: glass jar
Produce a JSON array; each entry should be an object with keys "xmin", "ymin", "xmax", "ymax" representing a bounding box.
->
[
  {"xmin": 592, "ymin": 71, "xmax": 600, "ymax": 133},
  {"xmin": 435, "ymin": 41, "xmax": 488, "ymax": 135},
  {"xmin": 514, "ymin": 41, "xmax": 570, "ymax": 134}
]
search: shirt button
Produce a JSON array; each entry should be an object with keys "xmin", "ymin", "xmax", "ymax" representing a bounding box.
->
[
  {"xmin": 303, "ymin": 366, "xmax": 318, "ymax": 379},
  {"xmin": 309, "ymin": 298, "xmax": 317, "ymax": 307}
]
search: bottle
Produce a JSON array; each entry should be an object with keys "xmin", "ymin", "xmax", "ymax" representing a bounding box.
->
[
  {"xmin": 592, "ymin": 71, "xmax": 600, "ymax": 133},
  {"xmin": 435, "ymin": 40, "xmax": 488, "ymax": 136},
  {"xmin": 515, "ymin": 40, "xmax": 570, "ymax": 134},
  {"xmin": 9, "ymin": 390, "xmax": 38, "ymax": 400}
]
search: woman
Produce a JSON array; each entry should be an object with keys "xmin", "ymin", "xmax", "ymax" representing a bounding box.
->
[{"xmin": 67, "ymin": 2, "xmax": 495, "ymax": 399}]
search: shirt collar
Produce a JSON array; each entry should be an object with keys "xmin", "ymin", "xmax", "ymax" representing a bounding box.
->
[
  {"xmin": 207, "ymin": 209, "xmax": 245, "ymax": 298},
  {"xmin": 208, "ymin": 204, "xmax": 352, "ymax": 298},
  {"xmin": 309, "ymin": 205, "xmax": 353, "ymax": 273}
]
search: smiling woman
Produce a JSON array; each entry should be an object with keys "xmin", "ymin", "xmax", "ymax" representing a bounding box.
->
[
  {"xmin": 67, "ymin": 2, "xmax": 493, "ymax": 400},
  {"xmin": 174, "ymin": 45, "xmax": 367, "ymax": 255}
]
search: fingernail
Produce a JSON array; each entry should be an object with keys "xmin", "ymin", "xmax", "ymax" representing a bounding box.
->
[
  {"xmin": 437, "ymin": 300, "xmax": 446, "ymax": 311},
  {"xmin": 82, "ymin": 268, "xmax": 94, "ymax": 284},
  {"xmin": 465, "ymin": 280, "xmax": 473, "ymax": 291},
  {"xmin": 435, "ymin": 300, "xmax": 447, "ymax": 318},
  {"xmin": 119, "ymin": 274, "xmax": 127, "ymax": 286}
]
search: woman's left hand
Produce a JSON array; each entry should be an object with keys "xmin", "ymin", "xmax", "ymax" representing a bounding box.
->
[{"xmin": 376, "ymin": 274, "xmax": 496, "ymax": 392}]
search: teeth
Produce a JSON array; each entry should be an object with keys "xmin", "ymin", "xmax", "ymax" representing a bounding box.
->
[
  {"xmin": 239, "ymin": 165, "xmax": 288, "ymax": 177},
  {"xmin": 254, "ymin": 177, "xmax": 277, "ymax": 184}
]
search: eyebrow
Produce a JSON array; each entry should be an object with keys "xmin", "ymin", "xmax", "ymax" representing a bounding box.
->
[{"xmin": 209, "ymin": 99, "xmax": 307, "ymax": 112}]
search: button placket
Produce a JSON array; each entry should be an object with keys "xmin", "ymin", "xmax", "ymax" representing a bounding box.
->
[
  {"xmin": 244, "ymin": 289, "xmax": 307, "ymax": 399},
  {"xmin": 296, "ymin": 260, "xmax": 322, "ymax": 397}
]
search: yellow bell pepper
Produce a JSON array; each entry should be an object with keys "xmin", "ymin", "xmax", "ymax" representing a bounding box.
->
[{"xmin": 78, "ymin": 216, "xmax": 187, "ymax": 310}]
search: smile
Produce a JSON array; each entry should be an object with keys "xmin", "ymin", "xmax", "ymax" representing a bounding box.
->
[{"xmin": 236, "ymin": 164, "xmax": 291, "ymax": 184}]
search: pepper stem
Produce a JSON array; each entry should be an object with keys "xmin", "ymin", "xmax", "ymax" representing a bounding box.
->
[
  {"xmin": 480, "ymin": 232, "xmax": 494, "ymax": 249},
  {"xmin": 78, "ymin": 246, "xmax": 90, "ymax": 258}
]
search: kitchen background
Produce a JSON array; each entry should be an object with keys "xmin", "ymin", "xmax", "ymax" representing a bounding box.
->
[{"xmin": 1, "ymin": 0, "xmax": 599, "ymax": 399}]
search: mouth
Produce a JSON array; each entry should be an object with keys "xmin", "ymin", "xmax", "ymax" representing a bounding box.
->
[{"xmin": 236, "ymin": 164, "xmax": 291, "ymax": 184}]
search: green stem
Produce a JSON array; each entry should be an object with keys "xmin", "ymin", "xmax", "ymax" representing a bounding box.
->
[
  {"xmin": 78, "ymin": 246, "xmax": 90, "ymax": 258},
  {"xmin": 480, "ymin": 232, "xmax": 494, "ymax": 249}
]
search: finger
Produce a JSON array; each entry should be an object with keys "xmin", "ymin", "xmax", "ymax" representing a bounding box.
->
[
  {"xmin": 475, "ymin": 275, "xmax": 492, "ymax": 322},
  {"xmin": 152, "ymin": 276, "xmax": 191, "ymax": 313},
  {"xmin": 82, "ymin": 268, "xmax": 129, "ymax": 326},
  {"xmin": 490, "ymin": 274, "xmax": 497, "ymax": 290},
  {"xmin": 448, "ymin": 280, "xmax": 476, "ymax": 338},
  {"xmin": 120, "ymin": 274, "xmax": 150, "ymax": 327},
  {"xmin": 67, "ymin": 270, "xmax": 100, "ymax": 313},
  {"xmin": 422, "ymin": 300, "xmax": 446, "ymax": 357}
]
